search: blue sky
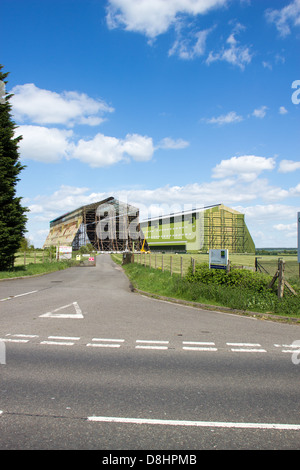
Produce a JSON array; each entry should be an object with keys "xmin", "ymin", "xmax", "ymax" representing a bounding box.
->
[{"xmin": 1, "ymin": 0, "xmax": 299, "ymax": 248}]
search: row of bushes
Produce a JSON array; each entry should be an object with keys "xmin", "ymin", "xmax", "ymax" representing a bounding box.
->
[
  {"xmin": 181, "ymin": 262, "xmax": 299, "ymax": 316},
  {"xmin": 186, "ymin": 263, "xmax": 273, "ymax": 293}
]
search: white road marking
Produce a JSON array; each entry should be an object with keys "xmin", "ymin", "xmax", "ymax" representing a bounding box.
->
[
  {"xmin": 48, "ymin": 336, "xmax": 80, "ymax": 341},
  {"xmin": 39, "ymin": 302, "xmax": 84, "ymax": 319},
  {"xmin": 3, "ymin": 333, "xmax": 300, "ymax": 356},
  {"xmin": 86, "ymin": 338, "xmax": 124, "ymax": 348},
  {"xmin": 0, "ymin": 290, "xmax": 38, "ymax": 302},
  {"xmin": 136, "ymin": 340, "xmax": 169, "ymax": 344},
  {"xmin": 0, "ymin": 338, "xmax": 30, "ymax": 343},
  {"xmin": 87, "ymin": 343, "xmax": 121, "ymax": 348},
  {"xmin": 183, "ymin": 346, "xmax": 218, "ymax": 351},
  {"xmin": 182, "ymin": 341, "xmax": 217, "ymax": 352},
  {"xmin": 227, "ymin": 342, "xmax": 266, "ymax": 353},
  {"xmin": 87, "ymin": 415, "xmax": 300, "ymax": 431},
  {"xmin": 6, "ymin": 334, "xmax": 38, "ymax": 338},
  {"xmin": 135, "ymin": 340, "xmax": 169, "ymax": 350},
  {"xmin": 40, "ymin": 335, "xmax": 80, "ymax": 346},
  {"xmin": 274, "ymin": 343, "xmax": 300, "ymax": 353},
  {"xmin": 40, "ymin": 341, "xmax": 75, "ymax": 346},
  {"xmin": 92, "ymin": 338, "xmax": 125, "ymax": 342}
]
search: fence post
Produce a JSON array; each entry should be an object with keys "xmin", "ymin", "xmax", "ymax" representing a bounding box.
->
[
  {"xmin": 278, "ymin": 259, "xmax": 285, "ymax": 299},
  {"xmin": 181, "ymin": 256, "xmax": 183, "ymax": 278}
]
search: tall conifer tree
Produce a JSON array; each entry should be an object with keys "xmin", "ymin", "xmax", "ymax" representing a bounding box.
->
[{"xmin": 0, "ymin": 65, "xmax": 28, "ymax": 270}]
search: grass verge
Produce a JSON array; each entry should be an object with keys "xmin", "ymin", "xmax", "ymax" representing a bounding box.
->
[
  {"xmin": 0, "ymin": 260, "xmax": 79, "ymax": 280},
  {"xmin": 111, "ymin": 254, "xmax": 300, "ymax": 320}
]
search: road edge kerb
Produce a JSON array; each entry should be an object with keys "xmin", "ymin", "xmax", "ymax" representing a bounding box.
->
[{"xmin": 132, "ymin": 287, "xmax": 300, "ymax": 324}]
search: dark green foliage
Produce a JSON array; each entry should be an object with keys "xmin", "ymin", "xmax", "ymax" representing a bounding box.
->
[
  {"xmin": 0, "ymin": 65, "xmax": 28, "ymax": 270},
  {"xmin": 186, "ymin": 262, "xmax": 271, "ymax": 292}
]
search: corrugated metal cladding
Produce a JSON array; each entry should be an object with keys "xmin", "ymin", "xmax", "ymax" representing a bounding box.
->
[
  {"xmin": 140, "ymin": 204, "xmax": 255, "ymax": 254},
  {"xmin": 43, "ymin": 197, "xmax": 148, "ymax": 252}
]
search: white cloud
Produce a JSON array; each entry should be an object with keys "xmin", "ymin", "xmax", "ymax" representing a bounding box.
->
[
  {"xmin": 289, "ymin": 183, "xmax": 300, "ymax": 197},
  {"xmin": 206, "ymin": 29, "xmax": 253, "ymax": 70},
  {"xmin": 106, "ymin": 0, "xmax": 228, "ymax": 39},
  {"xmin": 252, "ymin": 106, "xmax": 268, "ymax": 119},
  {"xmin": 72, "ymin": 132, "xmax": 155, "ymax": 167},
  {"xmin": 122, "ymin": 134, "xmax": 155, "ymax": 161},
  {"xmin": 212, "ymin": 155, "xmax": 276, "ymax": 181},
  {"xmin": 157, "ymin": 137, "xmax": 190, "ymax": 149},
  {"xmin": 266, "ymin": 0, "xmax": 300, "ymax": 37},
  {"xmin": 274, "ymin": 222, "xmax": 297, "ymax": 232},
  {"xmin": 12, "ymin": 83, "xmax": 188, "ymax": 168},
  {"xmin": 278, "ymin": 159, "xmax": 300, "ymax": 173},
  {"xmin": 11, "ymin": 83, "xmax": 114, "ymax": 127},
  {"xmin": 234, "ymin": 204, "xmax": 298, "ymax": 222},
  {"xmin": 169, "ymin": 27, "xmax": 214, "ymax": 60},
  {"xmin": 279, "ymin": 106, "xmax": 288, "ymax": 115},
  {"xmin": 17, "ymin": 125, "xmax": 74, "ymax": 163},
  {"xmin": 205, "ymin": 111, "xmax": 243, "ymax": 125}
]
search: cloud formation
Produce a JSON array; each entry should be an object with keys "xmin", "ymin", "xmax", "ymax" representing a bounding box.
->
[
  {"xmin": 266, "ymin": 0, "xmax": 300, "ymax": 37},
  {"xmin": 106, "ymin": 0, "xmax": 227, "ymax": 39},
  {"xmin": 212, "ymin": 155, "xmax": 276, "ymax": 182},
  {"xmin": 12, "ymin": 83, "xmax": 187, "ymax": 167},
  {"xmin": 11, "ymin": 83, "xmax": 114, "ymax": 127},
  {"xmin": 206, "ymin": 29, "xmax": 253, "ymax": 70},
  {"xmin": 205, "ymin": 111, "xmax": 243, "ymax": 125},
  {"xmin": 278, "ymin": 159, "xmax": 300, "ymax": 173}
]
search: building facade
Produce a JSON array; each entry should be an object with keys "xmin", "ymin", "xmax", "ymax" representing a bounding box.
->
[
  {"xmin": 43, "ymin": 197, "xmax": 147, "ymax": 251},
  {"xmin": 140, "ymin": 204, "xmax": 255, "ymax": 253}
]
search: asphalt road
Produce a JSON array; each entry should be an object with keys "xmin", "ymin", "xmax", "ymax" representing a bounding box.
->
[{"xmin": 0, "ymin": 254, "xmax": 299, "ymax": 450}]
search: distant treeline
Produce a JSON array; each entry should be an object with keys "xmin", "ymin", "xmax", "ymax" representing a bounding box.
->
[{"xmin": 255, "ymin": 248, "xmax": 297, "ymax": 256}]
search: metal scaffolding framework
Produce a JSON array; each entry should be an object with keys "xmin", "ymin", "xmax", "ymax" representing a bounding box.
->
[{"xmin": 43, "ymin": 197, "xmax": 148, "ymax": 252}]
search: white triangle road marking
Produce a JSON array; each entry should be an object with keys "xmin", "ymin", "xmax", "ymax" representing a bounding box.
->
[{"xmin": 39, "ymin": 302, "xmax": 84, "ymax": 319}]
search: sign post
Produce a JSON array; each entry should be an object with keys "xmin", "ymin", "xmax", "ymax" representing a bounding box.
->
[
  {"xmin": 56, "ymin": 246, "xmax": 72, "ymax": 260},
  {"xmin": 209, "ymin": 249, "xmax": 229, "ymax": 271}
]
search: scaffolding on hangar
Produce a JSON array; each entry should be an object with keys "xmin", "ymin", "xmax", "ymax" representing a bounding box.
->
[{"xmin": 43, "ymin": 197, "xmax": 148, "ymax": 252}]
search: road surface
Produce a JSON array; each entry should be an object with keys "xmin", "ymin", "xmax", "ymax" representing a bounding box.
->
[{"xmin": 0, "ymin": 254, "xmax": 299, "ymax": 450}]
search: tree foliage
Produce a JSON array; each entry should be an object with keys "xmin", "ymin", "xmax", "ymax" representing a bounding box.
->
[{"xmin": 0, "ymin": 65, "xmax": 28, "ymax": 270}]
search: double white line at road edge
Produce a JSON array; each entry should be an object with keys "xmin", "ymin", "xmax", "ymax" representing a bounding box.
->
[
  {"xmin": 227, "ymin": 342, "xmax": 266, "ymax": 353},
  {"xmin": 135, "ymin": 340, "xmax": 169, "ymax": 350},
  {"xmin": 87, "ymin": 338, "xmax": 125, "ymax": 348},
  {"xmin": 183, "ymin": 341, "xmax": 217, "ymax": 352},
  {"xmin": 40, "ymin": 336, "xmax": 80, "ymax": 346},
  {"xmin": 87, "ymin": 415, "xmax": 300, "ymax": 431}
]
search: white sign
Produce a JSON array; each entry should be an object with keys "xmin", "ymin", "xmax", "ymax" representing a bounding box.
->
[
  {"xmin": 56, "ymin": 245, "xmax": 72, "ymax": 260},
  {"xmin": 209, "ymin": 249, "xmax": 229, "ymax": 270},
  {"xmin": 297, "ymin": 212, "xmax": 300, "ymax": 264}
]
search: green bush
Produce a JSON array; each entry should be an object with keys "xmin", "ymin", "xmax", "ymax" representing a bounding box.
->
[{"xmin": 186, "ymin": 262, "xmax": 272, "ymax": 292}]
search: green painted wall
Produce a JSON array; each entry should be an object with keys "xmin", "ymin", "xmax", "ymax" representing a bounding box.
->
[{"xmin": 140, "ymin": 205, "xmax": 255, "ymax": 253}]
